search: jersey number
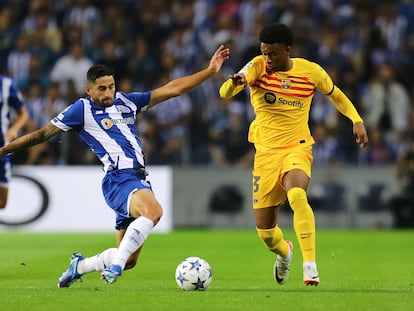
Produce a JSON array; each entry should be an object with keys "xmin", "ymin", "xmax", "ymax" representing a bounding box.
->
[{"xmin": 253, "ymin": 175, "xmax": 260, "ymax": 193}]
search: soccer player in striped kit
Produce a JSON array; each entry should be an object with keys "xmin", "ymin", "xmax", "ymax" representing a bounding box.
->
[
  {"xmin": 220, "ymin": 23, "xmax": 368, "ymax": 286},
  {"xmin": 0, "ymin": 45, "xmax": 230, "ymax": 287},
  {"xmin": 0, "ymin": 75, "xmax": 28, "ymax": 209}
]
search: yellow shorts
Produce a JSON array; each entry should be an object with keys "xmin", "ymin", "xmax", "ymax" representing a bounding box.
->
[{"xmin": 252, "ymin": 145, "xmax": 313, "ymax": 209}]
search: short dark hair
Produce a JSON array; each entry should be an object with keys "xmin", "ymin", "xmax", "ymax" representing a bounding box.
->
[
  {"xmin": 87, "ymin": 64, "xmax": 114, "ymax": 83},
  {"xmin": 259, "ymin": 23, "xmax": 293, "ymax": 46}
]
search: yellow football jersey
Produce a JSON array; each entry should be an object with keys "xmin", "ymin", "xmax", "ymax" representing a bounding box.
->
[{"xmin": 220, "ymin": 56, "xmax": 335, "ymax": 152}]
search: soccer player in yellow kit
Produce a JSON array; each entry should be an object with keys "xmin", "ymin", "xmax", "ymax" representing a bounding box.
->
[{"xmin": 219, "ymin": 23, "xmax": 368, "ymax": 286}]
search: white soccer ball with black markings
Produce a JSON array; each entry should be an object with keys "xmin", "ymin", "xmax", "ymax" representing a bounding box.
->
[{"xmin": 175, "ymin": 256, "xmax": 213, "ymax": 291}]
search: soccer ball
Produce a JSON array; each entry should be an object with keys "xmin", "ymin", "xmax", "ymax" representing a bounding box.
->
[{"xmin": 175, "ymin": 256, "xmax": 213, "ymax": 291}]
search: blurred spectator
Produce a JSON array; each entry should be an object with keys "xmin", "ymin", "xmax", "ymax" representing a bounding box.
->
[
  {"xmin": 316, "ymin": 25, "xmax": 350, "ymax": 69},
  {"xmin": 94, "ymin": 38, "xmax": 128, "ymax": 83},
  {"xmin": 24, "ymin": 79, "xmax": 45, "ymax": 129},
  {"xmin": 117, "ymin": 77, "xmax": 134, "ymax": 93},
  {"xmin": 127, "ymin": 36, "xmax": 160, "ymax": 90},
  {"xmin": 164, "ymin": 23, "xmax": 201, "ymax": 73},
  {"xmin": 390, "ymin": 137, "xmax": 414, "ymax": 227},
  {"xmin": 15, "ymin": 55, "xmax": 51, "ymax": 93},
  {"xmin": 290, "ymin": 20, "xmax": 319, "ymax": 61},
  {"xmin": 192, "ymin": 0, "xmax": 216, "ymax": 31},
  {"xmin": 334, "ymin": 65, "xmax": 366, "ymax": 164},
  {"xmin": 311, "ymin": 123, "xmax": 343, "ymax": 166},
  {"xmin": 395, "ymin": 136, "xmax": 414, "ymax": 189},
  {"xmin": 61, "ymin": 0, "xmax": 101, "ymax": 49},
  {"xmin": 370, "ymin": 0, "xmax": 409, "ymax": 68},
  {"xmin": 190, "ymin": 61, "xmax": 238, "ymax": 164},
  {"xmin": 361, "ymin": 63, "xmax": 410, "ymax": 149},
  {"xmin": 50, "ymin": 42, "xmax": 93, "ymax": 97},
  {"xmin": 359, "ymin": 127, "xmax": 397, "ymax": 165},
  {"xmin": 238, "ymin": 0, "xmax": 291, "ymax": 51},
  {"xmin": 0, "ymin": 5, "xmax": 20, "ymax": 75},
  {"xmin": 97, "ymin": 1, "xmax": 130, "ymax": 41},
  {"xmin": 149, "ymin": 52, "xmax": 192, "ymax": 165},
  {"xmin": 138, "ymin": 112, "xmax": 168, "ymax": 165},
  {"xmin": 21, "ymin": 0, "xmax": 62, "ymax": 54},
  {"xmin": 279, "ymin": 0, "xmax": 316, "ymax": 32},
  {"xmin": 208, "ymin": 99, "xmax": 254, "ymax": 169},
  {"xmin": 238, "ymin": 0, "xmax": 263, "ymax": 50},
  {"xmin": 7, "ymin": 34, "xmax": 31, "ymax": 81},
  {"xmin": 331, "ymin": 2, "xmax": 375, "ymax": 81},
  {"xmin": 310, "ymin": 90, "xmax": 338, "ymax": 131},
  {"xmin": 27, "ymin": 30, "xmax": 56, "ymax": 74},
  {"xmin": 130, "ymin": 1, "xmax": 169, "ymax": 58},
  {"xmin": 18, "ymin": 79, "xmax": 48, "ymax": 165},
  {"xmin": 21, "ymin": 82, "xmax": 67, "ymax": 165}
]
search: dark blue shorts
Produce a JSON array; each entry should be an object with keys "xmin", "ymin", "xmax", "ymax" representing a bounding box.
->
[{"xmin": 102, "ymin": 168, "xmax": 152, "ymax": 230}]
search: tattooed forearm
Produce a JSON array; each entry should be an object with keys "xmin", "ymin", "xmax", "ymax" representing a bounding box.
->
[{"xmin": 0, "ymin": 123, "xmax": 61, "ymax": 157}]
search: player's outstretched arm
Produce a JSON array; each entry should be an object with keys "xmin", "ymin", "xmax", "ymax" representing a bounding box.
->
[
  {"xmin": 328, "ymin": 86, "xmax": 369, "ymax": 148},
  {"xmin": 148, "ymin": 45, "xmax": 230, "ymax": 108},
  {"xmin": 0, "ymin": 122, "xmax": 62, "ymax": 158}
]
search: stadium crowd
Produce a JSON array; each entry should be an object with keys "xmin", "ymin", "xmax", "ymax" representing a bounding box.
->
[{"xmin": 1, "ymin": 0, "xmax": 414, "ymax": 168}]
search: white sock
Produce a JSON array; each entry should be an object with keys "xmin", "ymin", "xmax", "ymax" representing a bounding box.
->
[
  {"xmin": 111, "ymin": 216, "xmax": 154, "ymax": 270},
  {"xmin": 77, "ymin": 248, "xmax": 117, "ymax": 274}
]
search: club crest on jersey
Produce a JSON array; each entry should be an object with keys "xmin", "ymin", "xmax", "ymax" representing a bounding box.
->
[
  {"xmin": 116, "ymin": 105, "xmax": 131, "ymax": 113},
  {"xmin": 101, "ymin": 118, "xmax": 113, "ymax": 129},
  {"xmin": 281, "ymin": 79, "xmax": 291, "ymax": 90},
  {"xmin": 264, "ymin": 92, "xmax": 276, "ymax": 104}
]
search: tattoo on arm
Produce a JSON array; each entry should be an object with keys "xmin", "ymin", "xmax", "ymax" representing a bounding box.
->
[{"xmin": 0, "ymin": 123, "xmax": 61, "ymax": 156}]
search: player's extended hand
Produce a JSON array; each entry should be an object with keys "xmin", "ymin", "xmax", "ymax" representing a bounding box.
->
[
  {"xmin": 208, "ymin": 45, "xmax": 230, "ymax": 73},
  {"xmin": 353, "ymin": 121, "xmax": 368, "ymax": 148},
  {"xmin": 229, "ymin": 73, "xmax": 247, "ymax": 86}
]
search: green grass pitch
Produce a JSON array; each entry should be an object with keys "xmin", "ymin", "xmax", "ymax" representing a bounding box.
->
[{"xmin": 0, "ymin": 229, "xmax": 413, "ymax": 311}]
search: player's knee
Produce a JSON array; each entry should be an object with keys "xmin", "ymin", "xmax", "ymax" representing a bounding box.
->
[
  {"xmin": 287, "ymin": 187, "xmax": 308, "ymax": 212},
  {"xmin": 131, "ymin": 201, "xmax": 163, "ymax": 225},
  {"xmin": 148, "ymin": 203, "xmax": 163, "ymax": 225},
  {"xmin": 130, "ymin": 191, "xmax": 163, "ymax": 225}
]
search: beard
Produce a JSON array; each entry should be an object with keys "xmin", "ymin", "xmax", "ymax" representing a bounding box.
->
[{"xmin": 99, "ymin": 97, "xmax": 114, "ymax": 107}]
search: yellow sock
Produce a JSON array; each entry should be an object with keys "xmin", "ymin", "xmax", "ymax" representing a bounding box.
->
[
  {"xmin": 256, "ymin": 226, "xmax": 288, "ymax": 257},
  {"xmin": 287, "ymin": 187, "xmax": 316, "ymax": 261}
]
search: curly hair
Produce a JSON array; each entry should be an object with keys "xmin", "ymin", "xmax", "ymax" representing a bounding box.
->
[{"xmin": 259, "ymin": 23, "xmax": 293, "ymax": 46}]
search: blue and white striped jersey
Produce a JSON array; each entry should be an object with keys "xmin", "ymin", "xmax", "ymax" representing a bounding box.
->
[
  {"xmin": 0, "ymin": 75, "xmax": 25, "ymax": 147},
  {"xmin": 52, "ymin": 91, "xmax": 151, "ymax": 172}
]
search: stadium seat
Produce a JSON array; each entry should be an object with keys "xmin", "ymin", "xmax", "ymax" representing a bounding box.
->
[
  {"xmin": 357, "ymin": 183, "xmax": 388, "ymax": 211},
  {"xmin": 208, "ymin": 184, "xmax": 244, "ymax": 213},
  {"xmin": 207, "ymin": 184, "xmax": 247, "ymax": 228},
  {"xmin": 307, "ymin": 182, "xmax": 347, "ymax": 212}
]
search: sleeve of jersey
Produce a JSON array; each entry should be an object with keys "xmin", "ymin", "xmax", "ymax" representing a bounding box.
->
[
  {"xmin": 51, "ymin": 100, "xmax": 84, "ymax": 131},
  {"xmin": 219, "ymin": 79, "xmax": 245, "ymax": 99},
  {"xmin": 329, "ymin": 87, "xmax": 363, "ymax": 124},
  {"xmin": 127, "ymin": 91, "xmax": 151, "ymax": 112}
]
